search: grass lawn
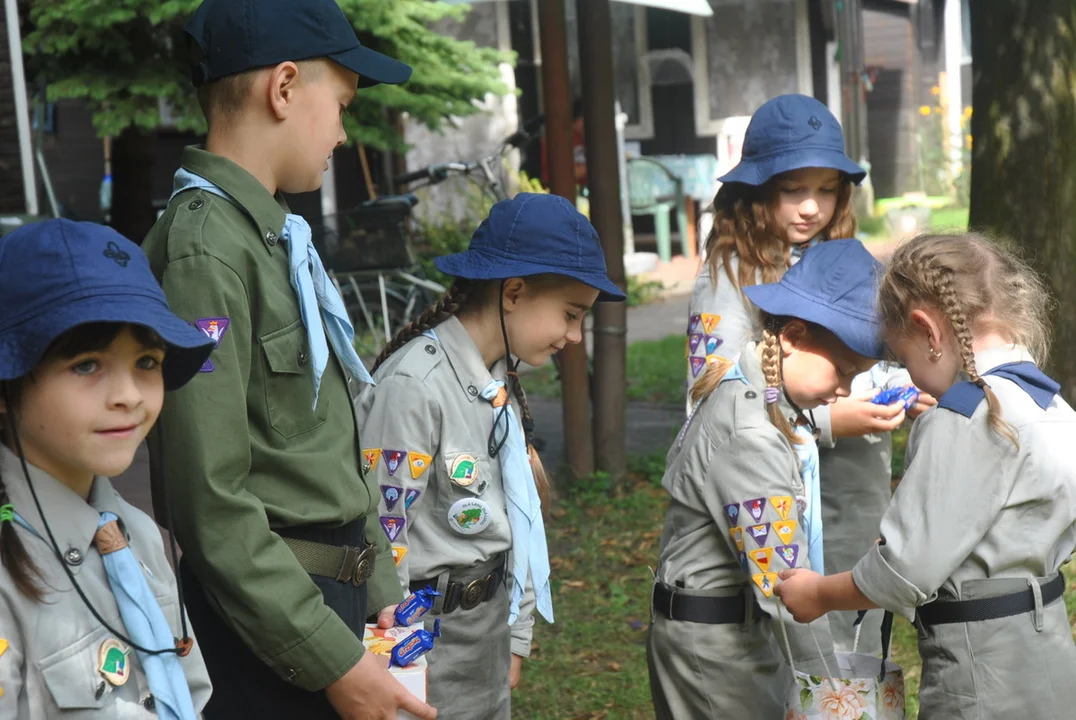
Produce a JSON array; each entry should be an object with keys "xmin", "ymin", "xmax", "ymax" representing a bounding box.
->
[
  {"xmin": 513, "ymin": 430, "xmax": 1076, "ymax": 719},
  {"xmin": 523, "ymin": 334, "xmax": 686, "ymax": 406}
]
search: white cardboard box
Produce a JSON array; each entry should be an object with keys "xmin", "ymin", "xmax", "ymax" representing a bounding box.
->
[{"xmin": 363, "ymin": 624, "xmax": 428, "ymax": 720}]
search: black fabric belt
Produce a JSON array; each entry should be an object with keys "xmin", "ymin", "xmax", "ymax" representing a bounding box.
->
[
  {"xmin": 917, "ymin": 573, "xmax": 1065, "ymax": 626},
  {"xmin": 277, "ymin": 518, "xmax": 375, "ymax": 587},
  {"xmin": 411, "ymin": 554, "xmax": 508, "ymax": 614},
  {"xmin": 652, "ymin": 583, "xmax": 746, "ymax": 624}
]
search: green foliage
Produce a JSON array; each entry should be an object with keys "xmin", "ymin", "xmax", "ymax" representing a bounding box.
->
[
  {"xmin": 626, "ymin": 276, "xmax": 663, "ymax": 307},
  {"xmin": 22, "ymin": 0, "xmax": 511, "ymax": 149}
]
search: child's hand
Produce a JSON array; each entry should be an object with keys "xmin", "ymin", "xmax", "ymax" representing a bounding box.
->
[
  {"xmin": 509, "ymin": 654, "xmax": 523, "ymax": 689},
  {"xmin": 376, "ymin": 605, "xmax": 398, "ymax": 629},
  {"xmin": 830, "ymin": 390, "xmax": 906, "ymax": 437},
  {"xmin": 774, "ymin": 569, "xmax": 826, "ymax": 623},
  {"xmin": 906, "ymin": 387, "xmax": 938, "ymax": 419}
]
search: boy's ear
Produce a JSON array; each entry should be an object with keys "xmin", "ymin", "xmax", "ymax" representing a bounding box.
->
[{"xmin": 267, "ymin": 62, "xmax": 300, "ymax": 120}]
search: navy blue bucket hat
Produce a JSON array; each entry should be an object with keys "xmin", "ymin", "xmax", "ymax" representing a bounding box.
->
[
  {"xmin": 743, "ymin": 239, "xmax": 884, "ymax": 359},
  {"xmin": 0, "ymin": 220, "xmax": 215, "ymax": 390},
  {"xmin": 718, "ymin": 94, "xmax": 866, "ymax": 187},
  {"xmin": 185, "ymin": 0, "xmax": 413, "ymax": 88},
  {"xmin": 435, "ymin": 193, "xmax": 627, "ymax": 302}
]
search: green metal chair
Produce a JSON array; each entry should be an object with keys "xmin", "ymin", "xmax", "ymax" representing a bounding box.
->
[{"xmin": 626, "ymin": 156, "xmax": 689, "ymax": 263}]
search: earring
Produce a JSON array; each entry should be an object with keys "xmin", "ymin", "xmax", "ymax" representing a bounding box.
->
[{"xmin": 928, "ymin": 347, "xmax": 942, "ymax": 361}]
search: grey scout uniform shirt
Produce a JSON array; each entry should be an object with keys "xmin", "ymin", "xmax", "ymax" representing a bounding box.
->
[
  {"xmin": 356, "ymin": 317, "xmax": 536, "ymax": 657},
  {"xmin": 142, "ymin": 147, "xmax": 401, "ymax": 692},
  {"xmin": 0, "ymin": 447, "xmax": 212, "ymax": 718},
  {"xmin": 657, "ymin": 344, "xmax": 835, "ymax": 665}
]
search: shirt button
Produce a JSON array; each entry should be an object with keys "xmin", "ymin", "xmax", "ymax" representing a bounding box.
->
[
  {"xmin": 187, "ymin": 198, "xmax": 204, "ymax": 211},
  {"xmin": 425, "ymin": 344, "xmax": 437, "ymax": 355},
  {"xmin": 285, "ymin": 668, "xmax": 299, "ymax": 682},
  {"xmin": 297, "ymin": 349, "xmax": 308, "ymax": 367},
  {"xmin": 467, "ymin": 385, "xmax": 478, "ymax": 397},
  {"xmin": 143, "ymin": 695, "xmax": 156, "ymax": 711},
  {"xmin": 266, "ymin": 230, "xmax": 279, "ymax": 246},
  {"xmin": 744, "ymin": 390, "xmax": 757, "ymax": 400},
  {"xmin": 64, "ymin": 548, "xmax": 83, "ymax": 566}
]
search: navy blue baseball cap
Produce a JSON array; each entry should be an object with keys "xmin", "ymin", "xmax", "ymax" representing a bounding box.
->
[
  {"xmin": 743, "ymin": 239, "xmax": 884, "ymax": 359},
  {"xmin": 718, "ymin": 94, "xmax": 866, "ymax": 186},
  {"xmin": 0, "ymin": 220, "xmax": 214, "ymax": 390},
  {"xmin": 185, "ymin": 0, "xmax": 412, "ymax": 88},
  {"xmin": 435, "ymin": 194, "xmax": 626, "ymax": 302}
]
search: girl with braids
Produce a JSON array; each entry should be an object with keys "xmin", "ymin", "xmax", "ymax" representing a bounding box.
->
[
  {"xmin": 356, "ymin": 193, "xmax": 624, "ymax": 719},
  {"xmin": 648, "ymin": 240, "xmax": 885, "ymax": 719},
  {"xmin": 0, "ymin": 220, "xmax": 215, "ymax": 718},
  {"xmin": 686, "ymin": 92, "xmax": 929, "ymax": 655},
  {"xmin": 777, "ymin": 232, "xmax": 1076, "ymax": 719}
]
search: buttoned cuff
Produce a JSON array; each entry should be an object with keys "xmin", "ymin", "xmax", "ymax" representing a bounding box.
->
[
  {"xmin": 813, "ymin": 404, "xmax": 835, "ymax": 448},
  {"xmin": 510, "ymin": 618, "xmax": 534, "ymax": 658},
  {"xmin": 265, "ymin": 608, "xmax": 365, "ymax": 691},
  {"xmin": 851, "ymin": 544, "xmax": 930, "ymax": 622}
]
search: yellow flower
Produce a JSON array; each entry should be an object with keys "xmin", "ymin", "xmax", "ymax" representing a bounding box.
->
[
  {"xmin": 963, "ymin": 105, "xmax": 973, "ymax": 119},
  {"xmin": 931, "ymin": 85, "xmax": 941, "ymax": 96},
  {"xmin": 919, "ymin": 106, "xmax": 931, "ymax": 117},
  {"xmin": 966, "ymin": 134, "xmax": 973, "ymax": 149}
]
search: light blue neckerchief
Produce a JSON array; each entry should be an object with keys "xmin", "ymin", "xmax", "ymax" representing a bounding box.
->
[
  {"xmin": 421, "ymin": 329, "xmax": 554, "ymax": 626},
  {"xmin": 170, "ymin": 169, "xmax": 375, "ymax": 408},
  {"xmin": 718, "ymin": 364, "xmax": 824, "ymax": 573},
  {"xmin": 14, "ymin": 511, "xmax": 197, "ymax": 720}
]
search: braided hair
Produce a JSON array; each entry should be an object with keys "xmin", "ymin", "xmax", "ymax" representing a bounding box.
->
[
  {"xmin": 879, "ymin": 232, "xmax": 1053, "ymax": 446},
  {"xmin": 373, "ymin": 279, "xmax": 554, "ymax": 506}
]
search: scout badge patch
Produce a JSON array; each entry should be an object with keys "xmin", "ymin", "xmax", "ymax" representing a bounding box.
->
[
  {"xmin": 748, "ymin": 523, "xmax": 770, "ymax": 547},
  {"xmin": 689, "ymin": 334, "xmax": 703, "ymax": 354},
  {"xmin": 689, "ymin": 356, "xmax": 706, "ymax": 378},
  {"xmin": 194, "ymin": 317, "xmax": 230, "ymax": 372},
  {"xmin": 773, "ymin": 519, "xmax": 797, "ymax": 545},
  {"xmin": 705, "ymin": 335, "xmax": 722, "ymax": 355},
  {"xmin": 381, "ymin": 485, "xmax": 402, "ymax": 512},
  {"xmin": 363, "ymin": 448, "xmax": 382, "ymax": 473},
  {"xmin": 380, "ymin": 516, "xmax": 405, "ymax": 543},
  {"xmin": 392, "ymin": 546, "xmax": 408, "ymax": 566},
  {"xmin": 408, "ymin": 452, "xmax": 433, "ymax": 480},
  {"xmin": 700, "ymin": 313, "xmax": 721, "ymax": 335},
  {"xmin": 98, "ymin": 638, "xmax": 131, "ymax": 686},
  {"xmin": 384, "ymin": 450, "xmax": 406, "ymax": 476},
  {"xmin": 775, "ymin": 544, "xmax": 799, "ymax": 568},
  {"xmin": 447, "ymin": 497, "xmax": 491, "ymax": 535},
  {"xmin": 688, "ymin": 314, "xmax": 701, "ymax": 333},
  {"xmin": 729, "ymin": 526, "xmax": 744, "ymax": 551},
  {"xmin": 770, "ymin": 495, "xmax": 793, "ymax": 521},
  {"xmin": 743, "ymin": 498, "xmax": 766, "ymax": 523},
  {"xmin": 723, "ymin": 503, "xmax": 739, "ymax": 524},
  {"xmin": 752, "ymin": 572, "xmax": 778, "ymax": 598},
  {"xmin": 749, "ymin": 547, "xmax": 773, "ymax": 573},
  {"xmin": 738, "ymin": 551, "xmax": 749, "ymax": 573},
  {"xmin": 449, "ymin": 454, "xmax": 478, "ymax": 487},
  {"xmin": 404, "ymin": 488, "xmax": 421, "ymax": 509},
  {"xmin": 706, "ymin": 354, "xmax": 726, "ymax": 367}
]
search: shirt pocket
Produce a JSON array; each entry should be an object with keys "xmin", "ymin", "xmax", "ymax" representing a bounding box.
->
[
  {"xmin": 38, "ymin": 626, "xmax": 113, "ymax": 713},
  {"xmin": 260, "ymin": 320, "xmax": 330, "ymax": 438}
]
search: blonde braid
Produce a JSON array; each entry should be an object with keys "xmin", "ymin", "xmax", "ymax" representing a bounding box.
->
[{"xmin": 760, "ymin": 328, "xmax": 803, "ymax": 445}]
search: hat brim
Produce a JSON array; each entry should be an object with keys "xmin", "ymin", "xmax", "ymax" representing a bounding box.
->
[
  {"xmin": 331, "ymin": 44, "xmax": 413, "ymax": 87},
  {"xmin": 434, "ymin": 250, "xmax": 627, "ymax": 303},
  {"xmin": 0, "ymin": 293, "xmax": 215, "ymax": 391},
  {"xmin": 717, "ymin": 148, "xmax": 867, "ymax": 187},
  {"xmin": 743, "ymin": 282, "xmax": 884, "ymax": 359}
]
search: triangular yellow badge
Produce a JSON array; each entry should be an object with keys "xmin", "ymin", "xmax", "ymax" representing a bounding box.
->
[
  {"xmin": 729, "ymin": 526, "xmax": 744, "ymax": 552},
  {"xmin": 752, "ymin": 572, "xmax": 778, "ymax": 598},
  {"xmin": 391, "ymin": 546, "xmax": 408, "ymax": 566},
  {"xmin": 408, "ymin": 452, "xmax": 433, "ymax": 480},
  {"xmin": 773, "ymin": 519, "xmax": 797, "ymax": 545},
  {"xmin": 749, "ymin": 547, "xmax": 773, "ymax": 573},
  {"xmin": 362, "ymin": 448, "xmax": 382, "ymax": 473},
  {"xmin": 769, "ymin": 496, "xmax": 793, "ymax": 521},
  {"xmin": 701, "ymin": 313, "xmax": 721, "ymax": 335}
]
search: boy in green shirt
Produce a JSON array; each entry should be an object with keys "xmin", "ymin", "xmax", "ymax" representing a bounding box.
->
[{"xmin": 142, "ymin": 1, "xmax": 436, "ymax": 718}]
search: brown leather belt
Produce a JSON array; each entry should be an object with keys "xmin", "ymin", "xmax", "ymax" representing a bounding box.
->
[{"xmin": 411, "ymin": 554, "xmax": 507, "ymax": 613}]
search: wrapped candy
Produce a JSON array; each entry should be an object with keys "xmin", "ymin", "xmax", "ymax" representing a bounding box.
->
[
  {"xmin": 394, "ymin": 586, "xmax": 440, "ymax": 627},
  {"xmin": 871, "ymin": 385, "xmax": 919, "ymax": 411},
  {"xmin": 390, "ymin": 620, "xmax": 441, "ymax": 668}
]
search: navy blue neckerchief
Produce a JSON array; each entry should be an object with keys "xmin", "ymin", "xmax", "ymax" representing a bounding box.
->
[{"xmin": 938, "ymin": 361, "xmax": 1060, "ymax": 418}]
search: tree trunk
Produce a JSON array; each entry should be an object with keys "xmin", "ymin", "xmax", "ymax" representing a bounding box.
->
[
  {"xmin": 968, "ymin": 2, "xmax": 1076, "ymax": 400},
  {"xmin": 110, "ymin": 127, "xmax": 156, "ymax": 244}
]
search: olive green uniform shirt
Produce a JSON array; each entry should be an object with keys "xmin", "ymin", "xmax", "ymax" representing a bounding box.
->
[{"xmin": 141, "ymin": 147, "xmax": 402, "ymax": 692}]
